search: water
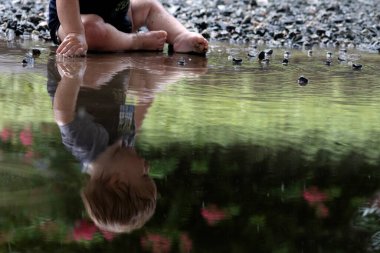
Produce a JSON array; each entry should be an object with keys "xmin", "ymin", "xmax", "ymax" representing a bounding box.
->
[{"xmin": 1, "ymin": 39, "xmax": 380, "ymax": 252}]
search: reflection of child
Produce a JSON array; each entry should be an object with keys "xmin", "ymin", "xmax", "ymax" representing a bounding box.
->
[
  {"xmin": 48, "ymin": 0, "xmax": 209, "ymax": 56},
  {"xmin": 50, "ymin": 57, "xmax": 157, "ymax": 233},
  {"xmin": 81, "ymin": 139, "xmax": 157, "ymax": 233}
]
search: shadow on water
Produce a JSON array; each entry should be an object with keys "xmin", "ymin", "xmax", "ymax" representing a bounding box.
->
[{"xmin": 0, "ymin": 40, "xmax": 380, "ymax": 252}]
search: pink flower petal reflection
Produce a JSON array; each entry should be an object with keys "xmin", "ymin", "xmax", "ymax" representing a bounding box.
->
[
  {"xmin": 303, "ymin": 186, "xmax": 328, "ymax": 204},
  {"xmin": 201, "ymin": 204, "xmax": 227, "ymax": 226},
  {"xmin": 303, "ymin": 186, "xmax": 330, "ymax": 218},
  {"xmin": 180, "ymin": 232, "xmax": 193, "ymax": 253},
  {"xmin": 73, "ymin": 220, "xmax": 98, "ymax": 241},
  {"xmin": 141, "ymin": 233, "xmax": 172, "ymax": 253},
  {"xmin": 19, "ymin": 128, "xmax": 33, "ymax": 146},
  {"xmin": 0, "ymin": 128, "xmax": 12, "ymax": 142},
  {"xmin": 100, "ymin": 229, "xmax": 116, "ymax": 241}
]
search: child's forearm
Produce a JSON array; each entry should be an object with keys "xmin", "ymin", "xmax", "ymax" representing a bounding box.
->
[
  {"xmin": 56, "ymin": 0, "xmax": 84, "ymax": 35},
  {"xmin": 53, "ymin": 77, "xmax": 81, "ymax": 126}
]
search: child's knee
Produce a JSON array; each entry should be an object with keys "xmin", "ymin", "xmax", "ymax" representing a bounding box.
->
[
  {"xmin": 82, "ymin": 20, "xmax": 108, "ymax": 48},
  {"xmin": 132, "ymin": 0, "xmax": 161, "ymax": 10}
]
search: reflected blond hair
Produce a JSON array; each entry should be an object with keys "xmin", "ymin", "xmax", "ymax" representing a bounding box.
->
[{"xmin": 81, "ymin": 172, "xmax": 157, "ymax": 233}]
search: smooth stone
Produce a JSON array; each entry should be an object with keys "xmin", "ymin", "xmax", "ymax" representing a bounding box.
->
[
  {"xmin": 352, "ymin": 63, "xmax": 363, "ymax": 70},
  {"xmin": 298, "ymin": 76, "xmax": 308, "ymax": 86}
]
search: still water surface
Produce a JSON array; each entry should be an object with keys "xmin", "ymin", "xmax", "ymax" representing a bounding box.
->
[{"xmin": 0, "ymin": 39, "xmax": 380, "ymax": 252}]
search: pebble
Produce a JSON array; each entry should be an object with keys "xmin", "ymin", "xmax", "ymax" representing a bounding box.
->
[
  {"xmin": 352, "ymin": 63, "xmax": 363, "ymax": 70},
  {"xmin": 258, "ymin": 51, "xmax": 266, "ymax": 61},
  {"xmin": 161, "ymin": 0, "xmax": 380, "ymax": 53},
  {"xmin": 0, "ymin": 0, "xmax": 379, "ymax": 54},
  {"xmin": 177, "ymin": 57, "xmax": 186, "ymax": 66},
  {"xmin": 298, "ymin": 76, "xmax": 309, "ymax": 86},
  {"xmin": 31, "ymin": 48, "xmax": 41, "ymax": 57},
  {"xmin": 232, "ymin": 57, "xmax": 243, "ymax": 64},
  {"xmin": 264, "ymin": 49, "xmax": 273, "ymax": 56}
]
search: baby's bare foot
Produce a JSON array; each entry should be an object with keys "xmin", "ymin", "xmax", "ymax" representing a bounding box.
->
[
  {"xmin": 173, "ymin": 32, "xmax": 208, "ymax": 54},
  {"xmin": 133, "ymin": 31, "xmax": 167, "ymax": 51}
]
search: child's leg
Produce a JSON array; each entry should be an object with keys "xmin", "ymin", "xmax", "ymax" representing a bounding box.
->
[
  {"xmin": 130, "ymin": 0, "xmax": 208, "ymax": 54},
  {"xmin": 59, "ymin": 14, "xmax": 167, "ymax": 52}
]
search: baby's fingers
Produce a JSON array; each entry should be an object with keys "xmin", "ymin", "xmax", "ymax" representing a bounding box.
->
[
  {"xmin": 57, "ymin": 43, "xmax": 86, "ymax": 57},
  {"xmin": 64, "ymin": 44, "xmax": 86, "ymax": 57}
]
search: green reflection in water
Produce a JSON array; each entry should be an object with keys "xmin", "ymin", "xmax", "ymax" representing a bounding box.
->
[
  {"xmin": 0, "ymin": 41, "xmax": 380, "ymax": 252},
  {"xmin": 0, "ymin": 73, "xmax": 53, "ymax": 125},
  {"xmin": 141, "ymin": 48, "xmax": 380, "ymax": 165}
]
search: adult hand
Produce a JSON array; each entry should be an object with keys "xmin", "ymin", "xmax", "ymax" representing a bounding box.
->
[{"xmin": 57, "ymin": 32, "xmax": 88, "ymax": 57}]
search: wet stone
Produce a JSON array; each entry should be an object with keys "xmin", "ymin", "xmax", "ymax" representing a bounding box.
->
[
  {"xmin": 264, "ymin": 49, "xmax": 273, "ymax": 55},
  {"xmin": 232, "ymin": 57, "xmax": 243, "ymax": 64},
  {"xmin": 31, "ymin": 48, "xmax": 41, "ymax": 57},
  {"xmin": 177, "ymin": 58, "xmax": 186, "ymax": 66},
  {"xmin": 352, "ymin": 63, "xmax": 363, "ymax": 70},
  {"xmin": 298, "ymin": 76, "xmax": 308, "ymax": 86},
  {"xmin": 258, "ymin": 51, "xmax": 265, "ymax": 61}
]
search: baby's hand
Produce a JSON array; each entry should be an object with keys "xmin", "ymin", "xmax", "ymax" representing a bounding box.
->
[
  {"xmin": 56, "ymin": 57, "xmax": 87, "ymax": 79},
  {"xmin": 57, "ymin": 33, "xmax": 88, "ymax": 57}
]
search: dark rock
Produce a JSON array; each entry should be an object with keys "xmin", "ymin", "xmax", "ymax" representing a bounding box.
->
[
  {"xmin": 242, "ymin": 16, "xmax": 251, "ymax": 24},
  {"xmin": 298, "ymin": 76, "xmax": 308, "ymax": 86},
  {"xmin": 258, "ymin": 51, "xmax": 265, "ymax": 61},
  {"xmin": 177, "ymin": 58, "xmax": 186, "ymax": 66},
  {"xmin": 232, "ymin": 57, "xmax": 243, "ymax": 64},
  {"xmin": 7, "ymin": 20, "xmax": 17, "ymax": 30},
  {"xmin": 352, "ymin": 63, "xmax": 363, "ymax": 70},
  {"xmin": 316, "ymin": 29, "xmax": 326, "ymax": 37},
  {"xmin": 31, "ymin": 48, "xmax": 41, "ymax": 57},
  {"xmin": 274, "ymin": 33, "xmax": 284, "ymax": 40},
  {"xmin": 255, "ymin": 28, "xmax": 267, "ymax": 36},
  {"xmin": 265, "ymin": 49, "xmax": 273, "ymax": 55},
  {"xmin": 283, "ymin": 18, "xmax": 295, "ymax": 26}
]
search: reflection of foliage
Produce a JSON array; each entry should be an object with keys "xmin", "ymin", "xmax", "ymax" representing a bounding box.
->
[
  {"xmin": 0, "ymin": 72, "xmax": 53, "ymax": 126},
  {"xmin": 201, "ymin": 204, "xmax": 228, "ymax": 225},
  {"xmin": 1, "ymin": 50, "xmax": 380, "ymax": 251},
  {"xmin": 140, "ymin": 66, "xmax": 380, "ymax": 166},
  {"xmin": 149, "ymin": 158, "xmax": 178, "ymax": 179},
  {"xmin": 1, "ymin": 121, "xmax": 380, "ymax": 252},
  {"xmin": 142, "ymin": 142, "xmax": 380, "ymax": 253}
]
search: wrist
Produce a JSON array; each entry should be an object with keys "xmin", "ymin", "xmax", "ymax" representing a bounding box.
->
[{"xmin": 66, "ymin": 32, "xmax": 85, "ymax": 36}]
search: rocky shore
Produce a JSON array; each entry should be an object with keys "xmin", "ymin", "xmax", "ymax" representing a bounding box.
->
[{"xmin": 0, "ymin": 0, "xmax": 379, "ymax": 52}]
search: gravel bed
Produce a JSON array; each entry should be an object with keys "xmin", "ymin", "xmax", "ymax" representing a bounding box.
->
[{"xmin": 0, "ymin": 0, "xmax": 379, "ymax": 52}]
